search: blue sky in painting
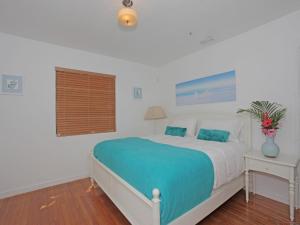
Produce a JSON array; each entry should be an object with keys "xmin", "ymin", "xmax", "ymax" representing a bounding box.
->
[{"xmin": 176, "ymin": 70, "xmax": 236, "ymax": 106}]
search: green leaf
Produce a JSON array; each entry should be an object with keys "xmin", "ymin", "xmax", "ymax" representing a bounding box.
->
[{"xmin": 237, "ymin": 101, "xmax": 286, "ymax": 127}]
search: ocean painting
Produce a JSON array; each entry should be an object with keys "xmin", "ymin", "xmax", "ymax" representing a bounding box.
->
[{"xmin": 176, "ymin": 70, "xmax": 236, "ymax": 106}]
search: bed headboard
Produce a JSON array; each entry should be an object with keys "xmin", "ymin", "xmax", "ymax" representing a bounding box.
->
[{"xmin": 156, "ymin": 112, "xmax": 252, "ymax": 150}]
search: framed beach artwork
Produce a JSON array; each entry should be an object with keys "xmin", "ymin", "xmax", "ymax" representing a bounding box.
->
[
  {"xmin": 1, "ymin": 74, "xmax": 23, "ymax": 95},
  {"xmin": 133, "ymin": 87, "xmax": 142, "ymax": 99},
  {"xmin": 176, "ymin": 70, "xmax": 236, "ymax": 106}
]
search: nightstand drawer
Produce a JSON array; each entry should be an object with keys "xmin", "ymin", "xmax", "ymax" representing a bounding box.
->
[{"xmin": 247, "ymin": 158, "xmax": 289, "ymax": 179}]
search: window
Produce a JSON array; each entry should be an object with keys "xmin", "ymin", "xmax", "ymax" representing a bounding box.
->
[{"xmin": 56, "ymin": 67, "xmax": 116, "ymax": 136}]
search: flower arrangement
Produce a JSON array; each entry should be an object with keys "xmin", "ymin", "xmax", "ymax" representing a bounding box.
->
[{"xmin": 237, "ymin": 101, "xmax": 286, "ymax": 137}]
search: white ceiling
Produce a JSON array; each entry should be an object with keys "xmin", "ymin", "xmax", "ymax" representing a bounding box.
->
[{"xmin": 1, "ymin": 0, "xmax": 300, "ymax": 67}]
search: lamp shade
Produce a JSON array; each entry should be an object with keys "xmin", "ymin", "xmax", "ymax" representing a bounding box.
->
[
  {"xmin": 118, "ymin": 7, "xmax": 138, "ymax": 27},
  {"xmin": 144, "ymin": 106, "xmax": 166, "ymax": 120}
]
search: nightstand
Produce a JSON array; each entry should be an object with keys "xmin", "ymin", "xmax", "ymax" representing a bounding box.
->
[{"xmin": 244, "ymin": 151, "xmax": 299, "ymax": 221}]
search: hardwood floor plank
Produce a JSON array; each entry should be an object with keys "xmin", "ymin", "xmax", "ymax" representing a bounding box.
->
[
  {"xmin": 0, "ymin": 197, "xmax": 9, "ymax": 224},
  {"xmin": 0, "ymin": 178, "xmax": 299, "ymax": 225}
]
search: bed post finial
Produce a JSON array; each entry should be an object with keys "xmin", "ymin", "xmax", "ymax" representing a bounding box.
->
[
  {"xmin": 152, "ymin": 188, "xmax": 160, "ymax": 225},
  {"xmin": 152, "ymin": 189, "xmax": 160, "ymax": 199}
]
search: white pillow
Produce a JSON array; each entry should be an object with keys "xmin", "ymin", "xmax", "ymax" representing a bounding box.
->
[
  {"xmin": 197, "ymin": 119, "xmax": 242, "ymax": 142},
  {"xmin": 168, "ymin": 118, "xmax": 197, "ymax": 137}
]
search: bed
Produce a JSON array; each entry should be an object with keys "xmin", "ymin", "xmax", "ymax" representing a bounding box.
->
[{"xmin": 90, "ymin": 112, "xmax": 252, "ymax": 225}]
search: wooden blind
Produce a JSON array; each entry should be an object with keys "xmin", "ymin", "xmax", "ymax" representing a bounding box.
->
[{"xmin": 56, "ymin": 67, "xmax": 116, "ymax": 136}]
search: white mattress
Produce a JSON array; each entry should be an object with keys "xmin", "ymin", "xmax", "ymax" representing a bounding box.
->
[{"xmin": 145, "ymin": 135, "xmax": 246, "ymax": 189}]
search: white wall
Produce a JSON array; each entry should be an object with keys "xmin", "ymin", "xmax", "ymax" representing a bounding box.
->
[
  {"xmin": 157, "ymin": 11, "xmax": 300, "ymax": 205},
  {"xmin": 0, "ymin": 33, "xmax": 159, "ymax": 198}
]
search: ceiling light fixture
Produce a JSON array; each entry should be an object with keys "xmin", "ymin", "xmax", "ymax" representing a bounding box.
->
[{"xmin": 118, "ymin": 0, "xmax": 138, "ymax": 27}]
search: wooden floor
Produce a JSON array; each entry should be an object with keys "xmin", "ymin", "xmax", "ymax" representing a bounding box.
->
[{"xmin": 0, "ymin": 178, "xmax": 299, "ymax": 225}]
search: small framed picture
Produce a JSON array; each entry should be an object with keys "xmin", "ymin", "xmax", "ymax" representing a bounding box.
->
[
  {"xmin": 133, "ymin": 87, "xmax": 142, "ymax": 99},
  {"xmin": 1, "ymin": 74, "xmax": 23, "ymax": 95}
]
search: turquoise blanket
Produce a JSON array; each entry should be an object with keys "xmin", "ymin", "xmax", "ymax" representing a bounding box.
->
[{"xmin": 93, "ymin": 137, "xmax": 214, "ymax": 225}]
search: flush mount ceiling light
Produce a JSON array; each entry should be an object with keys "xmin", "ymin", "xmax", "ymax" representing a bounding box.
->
[{"xmin": 118, "ymin": 0, "xmax": 138, "ymax": 27}]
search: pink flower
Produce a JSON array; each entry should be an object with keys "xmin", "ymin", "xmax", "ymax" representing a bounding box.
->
[
  {"xmin": 267, "ymin": 129, "xmax": 276, "ymax": 137},
  {"xmin": 262, "ymin": 128, "xmax": 268, "ymax": 135},
  {"xmin": 262, "ymin": 128, "xmax": 276, "ymax": 137}
]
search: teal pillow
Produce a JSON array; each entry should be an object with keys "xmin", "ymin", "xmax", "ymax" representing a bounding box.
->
[
  {"xmin": 165, "ymin": 126, "xmax": 187, "ymax": 137},
  {"xmin": 197, "ymin": 129, "xmax": 230, "ymax": 142}
]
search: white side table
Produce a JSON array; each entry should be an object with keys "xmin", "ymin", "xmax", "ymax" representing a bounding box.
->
[{"xmin": 244, "ymin": 151, "xmax": 299, "ymax": 221}]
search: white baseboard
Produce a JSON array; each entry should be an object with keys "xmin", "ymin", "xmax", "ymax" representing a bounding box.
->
[
  {"xmin": 1, "ymin": 173, "xmax": 299, "ymax": 210},
  {"xmin": 0, "ymin": 173, "xmax": 89, "ymax": 199},
  {"xmin": 253, "ymin": 173, "xmax": 300, "ymax": 209},
  {"xmin": 255, "ymin": 189, "xmax": 289, "ymax": 204},
  {"xmin": 296, "ymin": 176, "xmax": 300, "ymax": 209}
]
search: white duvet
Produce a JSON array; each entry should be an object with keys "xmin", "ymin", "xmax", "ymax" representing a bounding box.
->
[{"xmin": 145, "ymin": 135, "xmax": 246, "ymax": 189}]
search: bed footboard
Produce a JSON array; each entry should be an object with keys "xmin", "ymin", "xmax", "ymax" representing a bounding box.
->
[
  {"xmin": 90, "ymin": 153, "xmax": 244, "ymax": 225},
  {"xmin": 90, "ymin": 154, "xmax": 161, "ymax": 225}
]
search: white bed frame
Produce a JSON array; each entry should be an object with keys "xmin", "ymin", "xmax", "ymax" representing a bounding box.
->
[{"xmin": 90, "ymin": 112, "xmax": 252, "ymax": 225}]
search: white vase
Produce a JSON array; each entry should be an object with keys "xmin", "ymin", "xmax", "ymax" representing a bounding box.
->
[{"xmin": 261, "ymin": 136, "xmax": 280, "ymax": 158}]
